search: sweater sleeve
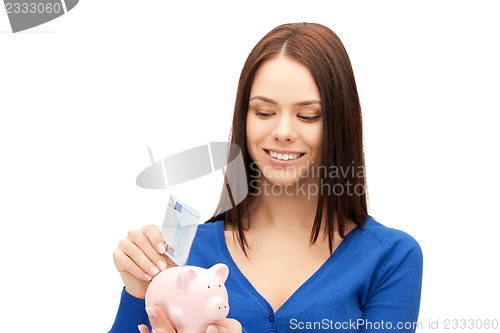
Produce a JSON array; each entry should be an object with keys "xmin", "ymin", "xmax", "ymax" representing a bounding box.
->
[
  {"xmin": 359, "ymin": 234, "xmax": 423, "ymax": 333},
  {"xmin": 108, "ymin": 287, "xmax": 151, "ymax": 333}
]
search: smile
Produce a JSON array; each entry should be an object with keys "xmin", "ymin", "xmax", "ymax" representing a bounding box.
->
[{"xmin": 264, "ymin": 149, "xmax": 305, "ymax": 161}]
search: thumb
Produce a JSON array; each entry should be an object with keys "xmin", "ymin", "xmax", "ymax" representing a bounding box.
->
[
  {"xmin": 146, "ymin": 306, "xmax": 177, "ymax": 333},
  {"xmin": 138, "ymin": 324, "xmax": 151, "ymax": 333},
  {"xmin": 206, "ymin": 325, "xmax": 218, "ymax": 333},
  {"xmin": 207, "ymin": 318, "xmax": 242, "ymax": 333}
]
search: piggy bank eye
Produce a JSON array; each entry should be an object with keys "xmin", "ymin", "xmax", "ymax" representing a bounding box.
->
[
  {"xmin": 208, "ymin": 285, "xmax": 211, "ymax": 289},
  {"xmin": 219, "ymin": 284, "xmax": 221, "ymax": 288}
]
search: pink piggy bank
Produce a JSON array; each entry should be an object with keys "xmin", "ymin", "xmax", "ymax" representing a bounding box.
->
[{"xmin": 145, "ymin": 263, "xmax": 230, "ymax": 333}]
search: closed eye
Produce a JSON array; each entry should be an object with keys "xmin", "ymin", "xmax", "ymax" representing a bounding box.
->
[
  {"xmin": 255, "ymin": 111, "xmax": 275, "ymax": 119},
  {"xmin": 298, "ymin": 115, "xmax": 321, "ymax": 122}
]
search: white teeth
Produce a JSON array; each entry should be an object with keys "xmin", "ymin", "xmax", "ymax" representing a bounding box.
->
[{"xmin": 268, "ymin": 150, "xmax": 302, "ymax": 160}]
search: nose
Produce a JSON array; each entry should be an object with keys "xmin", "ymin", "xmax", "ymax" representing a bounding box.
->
[
  {"xmin": 207, "ymin": 297, "xmax": 230, "ymax": 319},
  {"xmin": 216, "ymin": 300, "xmax": 229, "ymax": 315},
  {"xmin": 272, "ymin": 114, "xmax": 297, "ymax": 143}
]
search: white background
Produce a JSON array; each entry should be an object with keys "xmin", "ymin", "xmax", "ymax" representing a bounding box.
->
[{"xmin": 1, "ymin": 1, "xmax": 499, "ymax": 332}]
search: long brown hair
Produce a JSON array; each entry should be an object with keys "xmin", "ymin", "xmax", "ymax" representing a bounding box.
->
[{"xmin": 209, "ymin": 22, "xmax": 369, "ymax": 254}]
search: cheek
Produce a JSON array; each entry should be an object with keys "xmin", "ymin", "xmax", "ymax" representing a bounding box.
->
[
  {"xmin": 305, "ymin": 123, "xmax": 323, "ymax": 151},
  {"xmin": 245, "ymin": 114, "xmax": 255, "ymax": 142},
  {"xmin": 245, "ymin": 116, "xmax": 260, "ymax": 159},
  {"xmin": 314, "ymin": 129, "xmax": 323, "ymax": 150},
  {"xmin": 305, "ymin": 124, "xmax": 323, "ymax": 165},
  {"xmin": 246, "ymin": 116, "xmax": 268, "ymax": 145}
]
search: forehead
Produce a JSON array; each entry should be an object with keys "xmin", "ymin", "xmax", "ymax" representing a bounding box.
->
[{"xmin": 250, "ymin": 56, "xmax": 320, "ymax": 104}]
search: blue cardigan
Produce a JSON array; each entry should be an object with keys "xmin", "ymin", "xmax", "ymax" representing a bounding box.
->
[{"xmin": 109, "ymin": 217, "xmax": 423, "ymax": 333}]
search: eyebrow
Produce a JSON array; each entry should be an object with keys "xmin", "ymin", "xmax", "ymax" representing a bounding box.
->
[{"xmin": 249, "ymin": 96, "xmax": 321, "ymax": 106}]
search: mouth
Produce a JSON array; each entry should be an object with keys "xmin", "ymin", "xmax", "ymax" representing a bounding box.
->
[{"xmin": 264, "ymin": 149, "xmax": 305, "ymax": 161}]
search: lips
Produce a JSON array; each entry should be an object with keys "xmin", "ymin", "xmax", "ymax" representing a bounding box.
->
[{"xmin": 264, "ymin": 149, "xmax": 305, "ymax": 161}]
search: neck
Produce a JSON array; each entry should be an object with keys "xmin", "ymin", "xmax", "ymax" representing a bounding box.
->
[{"xmin": 249, "ymin": 179, "xmax": 321, "ymax": 230}]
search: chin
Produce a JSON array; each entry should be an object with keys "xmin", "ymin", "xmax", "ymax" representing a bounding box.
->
[
  {"xmin": 261, "ymin": 170, "xmax": 305, "ymax": 188},
  {"xmin": 265, "ymin": 176, "xmax": 301, "ymax": 187}
]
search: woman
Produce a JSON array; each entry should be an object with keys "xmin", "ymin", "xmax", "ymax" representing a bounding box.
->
[{"xmin": 109, "ymin": 22, "xmax": 423, "ymax": 333}]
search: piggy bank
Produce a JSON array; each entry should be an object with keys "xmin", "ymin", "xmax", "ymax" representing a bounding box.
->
[{"xmin": 145, "ymin": 263, "xmax": 230, "ymax": 333}]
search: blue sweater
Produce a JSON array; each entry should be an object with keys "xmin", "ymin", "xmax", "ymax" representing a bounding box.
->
[{"xmin": 109, "ymin": 217, "xmax": 423, "ymax": 333}]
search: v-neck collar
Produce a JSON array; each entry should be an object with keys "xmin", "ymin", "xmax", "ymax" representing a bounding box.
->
[{"xmin": 216, "ymin": 221, "xmax": 361, "ymax": 316}]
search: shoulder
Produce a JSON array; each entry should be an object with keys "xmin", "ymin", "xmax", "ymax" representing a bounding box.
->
[
  {"xmin": 349, "ymin": 217, "xmax": 423, "ymax": 272},
  {"xmin": 356, "ymin": 217, "xmax": 423, "ymax": 273},
  {"xmin": 348, "ymin": 219, "xmax": 423, "ymax": 316},
  {"xmin": 360, "ymin": 217, "xmax": 421, "ymax": 253}
]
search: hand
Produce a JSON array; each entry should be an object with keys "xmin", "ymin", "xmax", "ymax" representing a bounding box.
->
[
  {"xmin": 207, "ymin": 319, "xmax": 243, "ymax": 333},
  {"xmin": 137, "ymin": 306, "xmax": 243, "ymax": 333},
  {"xmin": 138, "ymin": 306, "xmax": 176, "ymax": 333},
  {"xmin": 113, "ymin": 225, "xmax": 176, "ymax": 298}
]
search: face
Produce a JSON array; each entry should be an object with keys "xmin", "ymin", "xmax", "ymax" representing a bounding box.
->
[{"xmin": 246, "ymin": 55, "xmax": 323, "ymax": 188}]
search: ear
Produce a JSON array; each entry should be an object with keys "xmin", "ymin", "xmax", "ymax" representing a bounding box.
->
[
  {"xmin": 209, "ymin": 263, "xmax": 229, "ymax": 283},
  {"xmin": 176, "ymin": 267, "xmax": 198, "ymax": 292}
]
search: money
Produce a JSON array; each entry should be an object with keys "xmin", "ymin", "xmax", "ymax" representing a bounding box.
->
[{"xmin": 161, "ymin": 194, "xmax": 201, "ymax": 266}]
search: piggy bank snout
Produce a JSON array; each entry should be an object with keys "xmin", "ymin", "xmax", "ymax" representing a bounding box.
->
[{"xmin": 206, "ymin": 296, "xmax": 229, "ymax": 319}]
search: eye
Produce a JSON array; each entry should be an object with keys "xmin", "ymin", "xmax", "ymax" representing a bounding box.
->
[
  {"xmin": 298, "ymin": 115, "xmax": 321, "ymax": 122},
  {"xmin": 255, "ymin": 110, "xmax": 274, "ymax": 119},
  {"xmin": 208, "ymin": 285, "xmax": 211, "ymax": 289},
  {"xmin": 219, "ymin": 284, "xmax": 221, "ymax": 288}
]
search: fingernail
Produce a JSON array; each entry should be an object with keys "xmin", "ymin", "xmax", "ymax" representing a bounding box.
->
[
  {"xmin": 137, "ymin": 325, "xmax": 145, "ymax": 333},
  {"xmin": 157, "ymin": 242, "xmax": 166, "ymax": 254},
  {"xmin": 143, "ymin": 273, "xmax": 152, "ymax": 281},
  {"xmin": 149, "ymin": 265, "xmax": 160, "ymax": 276},
  {"xmin": 157, "ymin": 260, "xmax": 167, "ymax": 271},
  {"xmin": 207, "ymin": 325, "xmax": 218, "ymax": 333},
  {"xmin": 146, "ymin": 306, "xmax": 157, "ymax": 318}
]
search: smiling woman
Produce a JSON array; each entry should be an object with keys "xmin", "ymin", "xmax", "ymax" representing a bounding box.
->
[
  {"xmin": 246, "ymin": 56, "xmax": 324, "ymax": 187},
  {"xmin": 214, "ymin": 22, "xmax": 369, "ymax": 255},
  {"xmin": 109, "ymin": 22, "xmax": 423, "ymax": 333}
]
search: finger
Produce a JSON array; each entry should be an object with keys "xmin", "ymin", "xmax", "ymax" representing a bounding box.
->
[
  {"xmin": 163, "ymin": 253, "xmax": 177, "ymax": 269},
  {"xmin": 142, "ymin": 225, "xmax": 167, "ymax": 254},
  {"xmin": 113, "ymin": 247, "xmax": 153, "ymax": 281},
  {"xmin": 116, "ymin": 236, "xmax": 162, "ymax": 280},
  {"xmin": 209, "ymin": 318, "xmax": 242, "ymax": 333},
  {"xmin": 142, "ymin": 225, "xmax": 178, "ymax": 269},
  {"xmin": 128, "ymin": 228, "xmax": 169, "ymax": 274},
  {"xmin": 146, "ymin": 305, "xmax": 177, "ymax": 333},
  {"xmin": 206, "ymin": 325, "xmax": 218, "ymax": 333},
  {"xmin": 138, "ymin": 324, "xmax": 150, "ymax": 333}
]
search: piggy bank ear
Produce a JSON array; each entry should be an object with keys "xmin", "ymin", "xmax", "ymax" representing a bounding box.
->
[
  {"xmin": 209, "ymin": 263, "xmax": 229, "ymax": 283},
  {"xmin": 177, "ymin": 267, "xmax": 198, "ymax": 292}
]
